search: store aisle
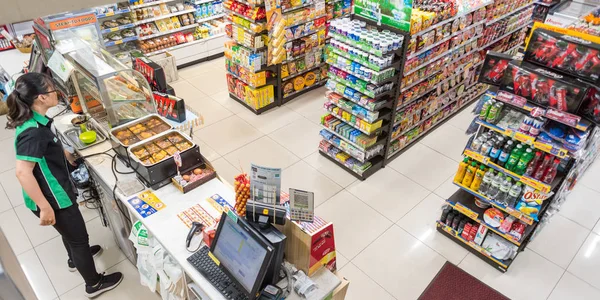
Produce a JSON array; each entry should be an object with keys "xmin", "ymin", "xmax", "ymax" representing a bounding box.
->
[{"xmin": 1, "ymin": 58, "xmax": 600, "ymax": 299}]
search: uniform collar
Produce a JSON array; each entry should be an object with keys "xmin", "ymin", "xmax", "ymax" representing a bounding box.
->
[{"xmin": 32, "ymin": 111, "xmax": 49, "ymax": 126}]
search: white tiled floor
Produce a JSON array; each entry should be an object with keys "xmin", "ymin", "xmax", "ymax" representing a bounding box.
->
[{"xmin": 3, "ymin": 58, "xmax": 600, "ymax": 299}]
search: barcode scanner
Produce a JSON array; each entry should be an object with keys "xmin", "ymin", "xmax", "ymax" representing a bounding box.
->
[{"xmin": 186, "ymin": 222, "xmax": 205, "ymax": 250}]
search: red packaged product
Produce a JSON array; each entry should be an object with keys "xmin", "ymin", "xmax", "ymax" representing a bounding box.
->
[
  {"xmin": 462, "ymin": 223, "xmax": 473, "ymax": 240},
  {"xmin": 509, "ymin": 221, "xmax": 526, "ymax": 241}
]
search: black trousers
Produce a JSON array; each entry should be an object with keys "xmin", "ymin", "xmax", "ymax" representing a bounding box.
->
[{"xmin": 33, "ymin": 204, "xmax": 101, "ymax": 286}]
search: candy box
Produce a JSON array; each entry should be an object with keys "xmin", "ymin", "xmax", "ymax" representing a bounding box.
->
[
  {"xmin": 479, "ymin": 51, "xmax": 517, "ymax": 86},
  {"xmin": 500, "ymin": 61, "xmax": 592, "ymax": 113},
  {"xmin": 525, "ymin": 28, "xmax": 600, "ymax": 85}
]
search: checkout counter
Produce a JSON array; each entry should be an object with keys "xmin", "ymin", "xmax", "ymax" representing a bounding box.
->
[{"xmin": 46, "ymin": 41, "xmax": 348, "ymax": 300}]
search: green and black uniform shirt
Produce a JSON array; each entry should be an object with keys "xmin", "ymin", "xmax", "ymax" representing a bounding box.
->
[{"xmin": 15, "ymin": 111, "xmax": 76, "ymax": 211}]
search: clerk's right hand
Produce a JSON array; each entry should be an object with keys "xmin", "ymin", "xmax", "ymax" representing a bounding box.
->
[{"xmin": 40, "ymin": 207, "xmax": 56, "ymax": 226}]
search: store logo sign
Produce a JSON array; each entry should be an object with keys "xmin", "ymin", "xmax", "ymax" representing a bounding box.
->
[{"xmin": 48, "ymin": 14, "xmax": 97, "ymax": 31}]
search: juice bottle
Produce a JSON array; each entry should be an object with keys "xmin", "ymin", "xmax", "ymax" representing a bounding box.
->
[
  {"xmin": 462, "ymin": 162, "xmax": 478, "ymax": 187},
  {"xmin": 470, "ymin": 165, "xmax": 487, "ymax": 191},
  {"xmin": 454, "ymin": 157, "xmax": 470, "ymax": 183},
  {"xmin": 524, "ymin": 151, "xmax": 542, "ymax": 177},
  {"xmin": 542, "ymin": 158, "xmax": 561, "ymax": 184},
  {"xmin": 533, "ymin": 154, "xmax": 551, "ymax": 180}
]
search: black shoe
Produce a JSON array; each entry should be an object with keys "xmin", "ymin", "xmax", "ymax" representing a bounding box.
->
[
  {"xmin": 68, "ymin": 245, "xmax": 103, "ymax": 272},
  {"xmin": 85, "ymin": 272, "xmax": 123, "ymax": 298}
]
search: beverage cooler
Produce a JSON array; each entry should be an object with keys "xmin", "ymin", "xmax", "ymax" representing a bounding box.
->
[{"xmin": 546, "ymin": 0, "xmax": 598, "ymax": 27}]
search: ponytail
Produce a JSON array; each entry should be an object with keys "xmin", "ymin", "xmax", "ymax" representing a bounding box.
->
[{"xmin": 5, "ymin": 73, "xmax": 53, "ymax": 129}]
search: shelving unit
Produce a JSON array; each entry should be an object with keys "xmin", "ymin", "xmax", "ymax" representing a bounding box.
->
[{"xmin": 95, "ymin": 0, "xmax": 227, "ymax": 65}]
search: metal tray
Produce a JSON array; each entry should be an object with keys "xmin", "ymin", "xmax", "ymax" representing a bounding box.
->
[
  {"xmin": 127, "ymin": 129, "xmax": 195, "ymax": 167},
  {"xmin": 64, "ymin": 119, "xmax": 108, "ymax": 150},
  {"xmin": 109, "ymin": 113, "xmax": 173, "ymax": 148}
]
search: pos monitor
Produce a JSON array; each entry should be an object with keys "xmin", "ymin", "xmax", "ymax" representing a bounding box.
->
[{"xmin": 210, "ymin": 212, "xmax": 275, "ymax": 299}]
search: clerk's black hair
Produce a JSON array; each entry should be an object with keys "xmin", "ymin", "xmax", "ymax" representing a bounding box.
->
[{"xmin": 5, "ymin": 72, "xmax": 54, "ymax": 129}]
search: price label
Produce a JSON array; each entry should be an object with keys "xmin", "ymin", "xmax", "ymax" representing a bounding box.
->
[
  {"xmin": 455, "ymin": 202, "xmax": 478, "ymax": 220},
  {"xmin": 105, "ymin": 12, "xmax": 115, "ymax": 17},
  {"xmin": 114, "ymin": 40, "xmax": 123, "ymax": 45},
  {"xmin": 464, "ymin": 149, "xmax": 487, "ymax": 164},
  {"xmin": 520, "ymin": 176, "xmax": 550, "ymax": 193},
  {"xmin": 514, "ymin": 132, "xmax": 535, "ymax": 144},
  {"xmin": 110, "ymin": 27, "xmax": 119, "ymax": 32}
]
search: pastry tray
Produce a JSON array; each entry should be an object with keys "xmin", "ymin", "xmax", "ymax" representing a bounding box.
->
[
  {"xmin": 110, "ymin": 113, "xmax": 173, "ymax": 148},
  {"xmin": 127, "ymin": 129, "xmax": 195, "ymax": 167}
]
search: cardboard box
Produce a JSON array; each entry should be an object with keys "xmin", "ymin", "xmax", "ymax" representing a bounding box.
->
[
  {"xmin": 525, "ymin": 28, "xmax": 600, "ymax": 85},
  {"xmin": 281, "ymin": 216, "xmax": 337, "ymax": 276},
  {"xmin": 500, "ymin": 61, "xmax": 592, "ymax": 113}
]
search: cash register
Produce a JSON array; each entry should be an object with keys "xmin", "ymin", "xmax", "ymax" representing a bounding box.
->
[{"xmin": 187, "ymin": 212, "xmax": 284, "ymax": 300}]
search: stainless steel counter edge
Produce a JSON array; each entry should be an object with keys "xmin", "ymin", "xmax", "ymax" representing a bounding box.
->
[{"xmin": 54, "ymin": 113, "xmax": 230, "ymax": 300}]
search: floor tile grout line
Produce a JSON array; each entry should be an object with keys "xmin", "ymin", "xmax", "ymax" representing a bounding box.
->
[
  {"xmin": 31, "ymin": 247, "xmax": 62, "ymax": 298},
  {"xmin": 346, "ymin": 225, "xmax": 401, "ymax": 300},
  {"xmin": 220, "ymin": 135, "xmax": 302, "ymax": 171},
  {"xmin": 545, "ymin": 271, "xmax": 567, "ymax": 300}
]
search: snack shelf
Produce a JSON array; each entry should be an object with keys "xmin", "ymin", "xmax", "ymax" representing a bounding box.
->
[
  {"xmin": 446, "ymin": 189, "xmax": 536, "ymax": 247},
  {"xmin": 231, "ymin": 41, "xmax": 267, "ymax": 52},
  {"xmin": 320, "ymin": 125, "xmax": 385, "ymax": 152},
  {"xmin": 229, "ymin": 92, "xmax": 278, "ymax": 114},
  {"xmin": 328, "ymin": 61, "xmax": 398, "ymax": 86},
  {"xmin": 97, "ymin": 8, "xmax": 131, "ymax": 18},
  {"xmin": 325, "ymin": 89, "xmax": 391, "ymax": 112},
  {"xmin": 400, "ymin": 70, "xmax": 442, "ymax": 93},
  {"xmin": 145, "ymin": 33, "xmax": 225, "ymax": 55},
  {"xmin": 323, "ymin": 110, "xmax": 386, "ymax": 136},
  {"xmin": 283, "ymin": 2, "xmax": 314, "ymax": 13},
  {"xmin": 133, "ymin": 8, "xmax": 197, "ymax": 25},
  {"xmin": 130, "ymin": 0, "xmax": 176, "ymax": 9},
  {"xmin": 411, "ymin": 0, "xmax": 492, "ymax": 37},
  {"xmin": 193, "ymin": 0, "xmax": 222, "ymax": 5},
  {"xmin": 226, "ymin": 71, "xmax": 276, "ymax": 88},
  {"xmin": 286, "ymin": 15, "xmax": 328, "ymax": 29},
  {"xmin": 387, "ymin": 87, "xmax": 485, "ymax": 160},
  {"xmin": 436, "ymin": 221, "xmax": 511, "ymax": 272},
  {"xmin": 229, "ymin": 23, "xmax": 267, "ymax": 35},
  {"xmin": 287, "ymin": 28, "xmax": 326, "ymax": 42},
  {"xmin": 230, "ymin": 0, "xmax": 265, "ymax": 7},
  {"xmin": 487, "ymin": 2, "xmax": 536, "ymax": 26},
  {"xmin": 326, "ymin": 99, "xmax": 391, "ymax": 123},
  {"xmin": 318, "ymin": 149, "xmax": 383, "ymax": 180},
  {"xmin": 282, "ymin": 45, "xmax": 325, "ymax": 63},
  {"xmin": 327, "ymin": 73, "xmax": 394, "ymax": 99},
  {"xmin": 101, "ymin": 23, "xmax": 135, "ymax": 34},
  {"xmin": 282, "ymin": 80, "xmax": 326, "ymax": 100},
  {"xmin": 407, "ymin": 20, "xmax": 486, "ymax": 59},
  {"xmin": 139, "ymin": 23, "xmax": 199, "ymax": 40},
  {"xmin": 474, "ymin": 119, "xmax": 571, "ymax": 159},
  {"xmin": 479, "ymin": 22, "xmax": 532, "ymax": 50},
  {"xmin": 282, "ymin": 62, "xmax": 326, "ymax": 80},
  {"xmin": 453, "ymin": 181, "xmax": 536, "ymax": 225},
  {"xmin": 320, "ymin": 138, "xmax": 382, "ymax": 164},
  {"xmin": 224, "ymin": 9, "xmax": 267, "ymax": 24},
  {"xmin": 404, "ymin": 34, "xmax": 482, "ymax": 76},
  {"xmin": 463, "ymin": 148, "xmax": 554, "ymax": 193},
  {"xmin": 196, "ymin": 13, "xmax": 226, "ymax": 23},
  {"xmin": 326, "ymin": 44, "xmax": 401, "ymax": 73}
]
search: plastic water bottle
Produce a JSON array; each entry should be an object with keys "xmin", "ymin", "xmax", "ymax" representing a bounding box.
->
[
  {"xmin": 488, "ymin": 172, "xmax": 504, "ymax": 199},
  {"xmin": 505, "ymin": 182, "xmax": 523, "ymax": 207},
  {"xmin": 478, "ymin": 169, "xmax": 494, "ymax": 195},
  {"xmin": 496, "ymin": 178, "xmax": 513, "ymax": 205}
]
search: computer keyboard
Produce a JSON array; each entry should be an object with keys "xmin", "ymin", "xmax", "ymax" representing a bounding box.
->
[{"xmin": 187, "ymin": 246, "xmax": 250, "ymax": 300}]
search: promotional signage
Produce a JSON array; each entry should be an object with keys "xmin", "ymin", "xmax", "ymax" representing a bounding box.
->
[{"xmin": 353, "ymin": 0, "xmax": 413, "ymax": 32}]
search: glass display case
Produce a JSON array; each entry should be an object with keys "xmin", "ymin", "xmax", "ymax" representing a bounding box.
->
[
  {"xmin": 546, "ymin": 0, "xmax": 597, "ymax": 27},
  {"xmin": 67, "ymin": 46, "xmax": 157, "ymax": 129}
]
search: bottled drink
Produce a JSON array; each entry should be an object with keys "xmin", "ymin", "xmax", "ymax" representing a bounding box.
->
[
  {"xmin": 505, "ymin": 144, "xmax": 524, "ymax": 171},
  {"xmin": 479, "ymin": 99, "xmax": 494, "ymax": 120},
  {"xmin": 486, "ymin": 102, "xmax": 504, "ymax": 124},
  {"xmin": 533, "ymin": 154, "xmax": 552, "ymax": 180},
  {"xmin": 480, "ymin": 141, "xmax": 494, "ymax": 156},
  {"xmin": 496, "ymin": 178, "xmax": 513, "ymax": 204},
  {"xmin": 524, "ymin": 151, "xmax": 542, "ymax": 177},
  {"xmin": 542, "ymin": 158, "xmax": 561, "ymax": 184},
  {"xmin": 488, "ymin": 172, "xmax": 504, "ymax": 199},
  {"xmin": 514, "ymin": 148, "xmax": 534, "ymax": 175},
  {"xmin": 488, "ymin": 140, "xmax": 503, "ymax": 162},
  {"xmin": 478, "ymin": 169, "xmax": 494, "ymax": 195},
  {"xmin": 454, "ymin": 157, "xmax": 470, "ymax": 183},
  {"xmin": 471, "ymin": 165, "xmax": 487, "ymax": 191},
  {"xmin": 471, "ymin": 137, "xmax": 484, "ymax": 152},
  {"xmin": 497, "ymin": 140, "xmax": 514, "ymax": 167},
  {"xmin": 462, "ymin": 162, "xmax": 478, "ymax": 187},
  {"xmin": 505, "ymin": 182, "xmax": 523, "ymax": 207}
]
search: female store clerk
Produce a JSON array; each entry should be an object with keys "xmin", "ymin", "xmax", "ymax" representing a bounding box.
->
[{"xmin": 6, "ymin": 73, "xmax": 123, "ymax": 298}]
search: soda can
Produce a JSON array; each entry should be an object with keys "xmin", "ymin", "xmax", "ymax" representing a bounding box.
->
[
  {"xmin": 479, "ymin": 99, "xmax": 494, "ymax": 120},
  {"xmin": 486, "ymin": 102, "xmax": 503, "ymax": 124},
  {"xmin": 529, "ymin": 117, "xmax": 545, "ymax": 136},
  {"xmin": 520, "ymin": 115, "xmax": 534, "ymax": 133}
]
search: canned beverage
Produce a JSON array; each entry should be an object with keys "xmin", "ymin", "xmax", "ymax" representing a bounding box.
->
[
  {"xmin": 519, "ymin": 115, "xmax": 534, "ymax": 133},
  {"xmin": 529, "ymin": 117, "xmax": 545, "ymax": 136},
  {"xmin": 486, "ymin": 102, "xmax": 503, "ymax": 124},
  {"xmin": 479, "ymin": 99, "xmax": 494, "ymax": 120}
]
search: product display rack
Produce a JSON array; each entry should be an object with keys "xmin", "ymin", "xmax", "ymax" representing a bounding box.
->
[
  {"xmin": 437, "ymin": 23, "xmax": 600, "ymax": 272},
  {"xmin": 95, "ymin": 0, "xmax": 227, "ymax": 64}
]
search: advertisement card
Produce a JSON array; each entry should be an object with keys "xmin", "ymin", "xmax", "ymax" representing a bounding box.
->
[{"xmin": 353, "ymin": 0, "xmax": 413, "ymax": 32}]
